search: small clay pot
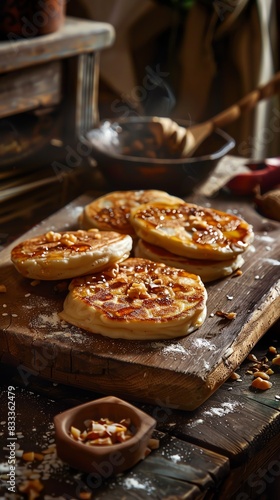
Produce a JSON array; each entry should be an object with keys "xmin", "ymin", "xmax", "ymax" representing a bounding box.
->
[
  {"xmin": 54, "ymin": 396, "xmax": 157, "ymax": 476},
  {"xmin": 0, "ymin": 0, "xmax": 66, "ymax": 39}
]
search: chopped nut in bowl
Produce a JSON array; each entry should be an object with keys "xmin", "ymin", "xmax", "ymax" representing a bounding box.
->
[
  {"xmin": 53, "ymin": 396, "xmax": 157, "ymax": 476},
  {"xmin": 85, "ymin": 117, "xmax": 235, "ymax": 196}
]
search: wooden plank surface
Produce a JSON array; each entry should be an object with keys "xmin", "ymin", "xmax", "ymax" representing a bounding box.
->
[
  {"xmin": 0, "ymin": 324, "xmax": 279, "ymax": 499},
  {"xmin": 0, "ymin": 192, "xmax": 279, "ymax": 411},
  {"xmin": 0, "ymin": 61, "xmax": 61, "ymax": 118},
  {"xmin": 0, "ymin": 368, "xmax": 230, "ymax": 499}
]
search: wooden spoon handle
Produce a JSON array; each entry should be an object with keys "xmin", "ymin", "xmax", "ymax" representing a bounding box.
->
[{"xmin": 211, "ymin": 71, "xmax": 280, "ymax": 129}]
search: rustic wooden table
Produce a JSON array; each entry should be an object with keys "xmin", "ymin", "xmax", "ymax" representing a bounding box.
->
[
  {"xmin": 0, "ymin": 322, "xmax": 279, "ymax": 499},
  {"xmin": 0, "ymin": 183, "xmax": 279, "ymax": 499}
]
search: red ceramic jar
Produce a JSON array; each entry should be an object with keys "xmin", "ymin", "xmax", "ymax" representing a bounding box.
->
[{"xmin": 0, "ymin": 0, "xmax": 66, "ymax": 38}]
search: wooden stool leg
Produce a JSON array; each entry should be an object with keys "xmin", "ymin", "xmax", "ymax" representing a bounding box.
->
[
  {"xmin": 78, "ymin": 51, "xmax": 100, "ymax": 135},
  {"xmin": 61, "ymin": 52, "xmax": 100, "ymax": 145}
]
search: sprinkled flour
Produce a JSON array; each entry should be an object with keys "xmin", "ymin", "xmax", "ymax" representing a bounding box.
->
[
  {"xmin": 255, "ymin": 234, "xmax": 275, "ymax": 243},
  {"xmin": 123, "ymin": 476, "xmax": 155, "ymax": 493},
  {"xmin": 30, "ymin": 311, "xmax": 87, "ymax": 344},
  {"xmin": 262, "ymin": 258, "xmax": 280, "ymax": 266},
  {"xmin": 203, "ymin": 401, "xmax": 242, "ymax": 418},
  {"xmin": 150, "ymin": 342, "xmax": 190, "ymax": 359},
  {"xmin": 170, "ymin": 454, "xmax": 181, "ymax": 463},
  {"xmin": 192, "ymin": 338, "xmax": 216, "ymax": 351}
]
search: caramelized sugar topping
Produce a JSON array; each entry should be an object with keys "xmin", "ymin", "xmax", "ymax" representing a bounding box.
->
[
  {"xmin": 70, "ymin": 258, "xmax": 207, "ymax": 323},
  {"xmin": 11, "ymin": 230, "xmax": 125, "ymax": 261},
  {"xmin": 134, "ymin": 202, "xmax": 253, "ymax": 251},
  {"xmin": 90, "ymin": 206, "xmax": 132, "ymax": 233}
]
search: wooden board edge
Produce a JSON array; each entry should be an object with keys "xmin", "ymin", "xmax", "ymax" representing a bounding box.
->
[{"xmin": 206, "ymin": 285, "xmax": 280, "ymax": 393}]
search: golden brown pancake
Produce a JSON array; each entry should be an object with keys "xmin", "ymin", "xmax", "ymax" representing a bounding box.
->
[
  {"xmin": 130, "ymin": 201, "xmax": 254, "ymax": 260},
  {"xmin": 135, "ymin": 239, "xmax": 245, "ymax": 282},
  {"xmin": 59, "ymin": 257, "xmax": 207, "ymax": 340},
  {"xmin": 78, "ymin": 189, "xmax": 184, "ymax": 237},
  {"xmin": 11, "ymin": 229, "xmax": 133, "ymax": 280}
]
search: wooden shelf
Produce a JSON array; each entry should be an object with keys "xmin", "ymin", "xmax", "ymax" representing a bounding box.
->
[
  {"xmin": 0, "ymin": 17, "xmax": 115, "ymax": 73},
  {"xmin": 0, "ymin": 17, "xmax": 115, "ymax": 171}
]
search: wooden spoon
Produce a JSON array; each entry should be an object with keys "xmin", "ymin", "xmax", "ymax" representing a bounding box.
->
[{"xmin": 150, "ymin": 71, "xmax": 280, "ymax": 158}]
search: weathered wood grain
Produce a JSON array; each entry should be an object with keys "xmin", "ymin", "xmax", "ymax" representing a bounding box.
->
[
  {"xmin": 218, "ymin": 442, "xmax": 280, "ymax": 499},
  {"xmin": 0, "ymin": 61, "xmax": 61, "ymax": 118},
  {"xmin": 0, "ymin": 193, "xmax": 279, "ymax": 411},
  {"xmin": 155, "ymin": 391, "xmax": 280, "ymax": 464}
]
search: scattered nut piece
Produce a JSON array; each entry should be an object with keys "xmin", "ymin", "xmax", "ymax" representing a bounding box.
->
[
  {"xmin": 232, "ymin": 269, "xmax": 243, "ymax": 277},
  {"xmin": 0, "ymin": 284, "xmax": 7, "ymax": 293},
  {"xmin": 216, "ymin": 310, "xmax": 236, "ymax": 320},
  {"xmin": 79, "ymin": 492, "xmax": 92, "ymax": 500},
  {"xmin": 252, "ymin": 366, "xmax": 260, "ymax": 373},
  {"xmin": 30, "ymin": 280, "xmax": 40, "ymax": 287},
  {"xmin": 148, "ymin": 438, "xmax": 160, "ymax": 450},
  {"xmin": 272, "ymin": 354, "xmax": 280, "ymax": 366},
  {"xmin": 260, "ymin": 363, "xmax": 270, "ymax": 371},
  {"xmin": 230, "ymin": 372, "xmax": 241, "ymax": 380},
  {"xmin": 266, "ymin": 368, "xmax": 274, "ymax": 375},
  {"xmin": 247, "ymin": 353, "xmax": 258, "ymax": 362},
  {"xmin": 268, "ymin": 346, "xmax": 277, "ymax": 354},
  {"xmin": 22, "ymin": 452, "xmax": 35, "ymax": 461},
  {"xmin": 253, "ymin": 371, "xmax": 270, "ymax": 380},
  {"xmin": 251, "ymin": 377, "xmax": 272, "ymax": 390},
  {"xmin": 18, "ymin": 478, "xmax": 44, "ymax": 500},
  {"xmin": 29, "ymin": 479, "xmax": 44, "ymax": 492}
]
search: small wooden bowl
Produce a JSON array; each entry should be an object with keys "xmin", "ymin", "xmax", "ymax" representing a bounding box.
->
[{"xmin": 54, "ymin": 396, "xmax": 156, "ymax": 476}]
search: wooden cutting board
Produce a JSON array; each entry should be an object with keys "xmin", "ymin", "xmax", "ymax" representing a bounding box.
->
[{"xmin": 1, "ymin": 192, "xmax": 279, "ymax": 410}]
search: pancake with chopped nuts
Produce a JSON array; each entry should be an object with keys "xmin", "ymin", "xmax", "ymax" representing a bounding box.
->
[
  {"xmin": 130, "ymin": 201, "xmax": 254, "ymax": 261},
  {"xmin": 78, "ymin": 189, "xmax": 184, "ymax": 237},
  {"xmin": 135, "ymin": 239, "xmax": 245, "ymax": 282},
  {"xmin": 11, "ymin": 229, "xmax": 133, "ymax": 280},
  {"xmin": 59, "ymin": 257, "xmax": 207, "ymax": 340}
]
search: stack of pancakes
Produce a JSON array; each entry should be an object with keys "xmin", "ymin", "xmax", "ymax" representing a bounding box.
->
[
  {"xmin": 132, "ymin": 200, "xmax": 254, "ymax": 283},
  {"xmin": 78, "ymin": 189, "xmax": 183, "ymax": 239},
  {"xmin": 79, "ymin": 190, "xmax": 254, "ymax": 283},
  {"xmin": 10, "ymin": 190, "xmax": 254, "ymax": 341}
]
